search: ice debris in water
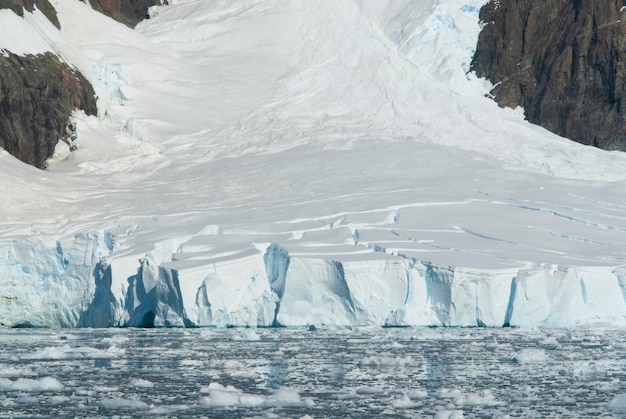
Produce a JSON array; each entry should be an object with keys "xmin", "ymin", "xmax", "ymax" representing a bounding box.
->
[
  {"xmin": 435, "ymin": 409, "xmax": 465, "ymax": 419},
  {"xmin": 357, "ymin": 356, "xmax": 414, "ymax": 368},
  {"xmin": 453, "ymin": 389, "xmax": 502, "ymax": 406},
  {"xmin": 200, "ymin": 382, "xmax": 314, "ymax": 408},
  {"xmin": 100, "ymin": 398, "xmax": 151, "ymax": 411},
  {"xmin": 0, "ymin": 366, "xmax": 37, "ymax": 378},
  {"xmin": 0, "ymin": 377, "xmax": 64, "ymax": 392},
  {"xmin": 607, "ymin": 394, "xmax": 626, "ymax": 410},
  {"xmin": 438, "ymin": 388, "xmax": 502, "ymax": 407},
  {"xmin": 392, "ymin": 394, "xmax": 420, "ymax": 408},
  {"xmin": 512, "ymin": 348, "xmax": 550, "ymax": 364},
  {"xmin": 233, "ymin": 329, "xmax": 261, "ymax": 341},
  {"xmin": 130, "ymin": 378, "xmax": 155, "ymax": 388},
  {"xmin": 540, "ymin": 336, "xmax": 560, "ymax": 346},
  {"xmin": 21, "ymin": 345, "xmax": 125, "ymax": 360}
]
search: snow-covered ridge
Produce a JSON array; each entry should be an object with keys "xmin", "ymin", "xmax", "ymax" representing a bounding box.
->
[{"xmin": 2, "ymin": 0, "xmax": 626, "ymax": 327}]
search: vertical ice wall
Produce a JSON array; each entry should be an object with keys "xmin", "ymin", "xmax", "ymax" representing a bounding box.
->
[
  {"xmin": 507, "ymin": 266, "xmax": 626, "ymax": 327},
  {"xmin": 1, "ymin": 234, "xmax": 626, "ymax": 327},
  {"xmin": 0, "ymin": 233, "xmax": 109, "ymax": 327}
]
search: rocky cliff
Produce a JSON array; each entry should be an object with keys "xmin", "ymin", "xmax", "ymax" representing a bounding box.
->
[
  {"xmin": 0, "ymin": 0, "xmax": 97, "ymax": 169},
  {"xmin": 83, "ymin": 0, "xmax": 167, "ymax": 28},
  {"xmin": 0, "ymin": 0, "xmax": 166, "ymax": 170},
  {"xmin": 0, "ymin": 51, "xmax": 97, "ymax": 168},
  {"xmin": 0, "ymin": 0, "xmax": 60, "ymax": 28},
  {"xmin": 471, "ymin": 0, "xmax": 626, "ymax": 151}
]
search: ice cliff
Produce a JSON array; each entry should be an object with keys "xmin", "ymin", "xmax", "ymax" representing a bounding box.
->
[
  {"xmin": 2, "ymin": 0, "xmax": 626, "ymax": 328},
  {"xmin": 2, "ymin": 233, "xmax": 626, "ymax": 328}
]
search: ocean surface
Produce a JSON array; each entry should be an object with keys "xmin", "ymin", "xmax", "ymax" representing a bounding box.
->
[{"xmin": 0, "ymin": 326, "xmax": 625, "ymax": 418}]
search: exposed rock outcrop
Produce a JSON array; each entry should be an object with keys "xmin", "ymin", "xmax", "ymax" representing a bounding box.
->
[
  {"xmin": 82, "ymin": 0, "xmax": 167, "ymax": 28},
  {"xmin": 0, "ymin": 51, "xmax": 97, "ymax": 168},
  {"xmin": 471, "ymin": 0, "xmax": 626, "ymax": 151},
  {"xmin": 0, "ymin": 0, "xmax": 60, "ymax": 28}
]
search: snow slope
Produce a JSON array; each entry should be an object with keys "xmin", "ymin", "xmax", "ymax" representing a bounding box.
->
[{"xmin": 2, "ymin": 0, "xmax": 626, "ymax": 327}]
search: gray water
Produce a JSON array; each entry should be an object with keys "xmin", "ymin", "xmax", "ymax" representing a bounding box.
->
[{"xmin": 0, "ymin": 327, "xmax": 625, "ymax": 418}]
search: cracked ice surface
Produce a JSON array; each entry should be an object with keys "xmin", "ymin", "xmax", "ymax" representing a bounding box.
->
[{"xmin": 2, "ymin": 0, "xmax": 626, "ymax": 327}]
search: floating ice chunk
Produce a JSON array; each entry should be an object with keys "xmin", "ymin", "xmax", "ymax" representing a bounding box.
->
[
  {"xmin": 15, "ymin": 396, "xmax": 39, "ymax": 404},
  {"xmin": 453, "ymin": 389, "xmax": 502, "ymax": 406},
  {"xmin": 0, "ymin": 377, "xmax": 64, "ymax": 392},
  {"xmin": 200, "ymin": 382, "xmax": 265, "ymax": 407},
  {"xmin": 435, "ymin": 409, "xmax": 464, "ymax": 419},
  {"xmin": 233, "ymin": 329, "xmax": 260, "ymax": 341},
  {"xmin": 439, "ymin": 388, "xmax": 463, "ymax": 399},
  {"xmin": 392, "ymin": 394, "xmax": 419, "ymax": 408},
  {"xmin": 0, "ymin": 365, "xmax": 37, "ymax": 378},
  {"xmin": 572, "ymin": 361, "xmax": 603, "ymax": 378},
  {"xmin": 355, "ymin": 386, "xmax": 385, "ymax": 395},
  {"xmin": 269, "ymin": 388, "xmax": 314, "ymax": 407},
  {"xmin": 200, "ymin": 382, "xmax": 313, "ymax": 408},
  {"xmin": 541, "ymin": 336, "xmax": 560, "ymax": 346},
  {"xmin": 148, "ymin": 404, "xmax": 193, "ymax": 414},
  {"xmin": 48, "ymin": 395, "xmax": 70, "ymax": 405},
  {"xmin": 597, "ymin": 379, "xmax": 620, "ymax": 392},
  {"xmin": 22, "ymin": 345, "xmax": 126, "ymax": 360},
  {"xmin": 358, "ymin": 356, "xmax": 414, "ymax": 368},
  {"xmin": 219, "ymin": 359, "xmax": 245, "ymax": 370},
  {"xmin": 608, "ymin": 394, "xmax": 626, "ymax": 410},
  {"xmin": 102, "ymin": 335, "xmax": 130, "ymax": 345},
  {"xmin": 100, "ymin": 398, "xmax": 151, "ymax": 411},
  {"xmin": 130, "ymin": 378, "xmax": 155, "ymax": 388},
  {"xmin": 409, "ymin": 389, "xmax": 428, "ymax": 399},
  {"xmin": 512, "ymin": 348, "xmax": 550, "ymax": 364}
]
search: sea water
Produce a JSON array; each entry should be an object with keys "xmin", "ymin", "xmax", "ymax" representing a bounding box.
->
[{"xmin": 0, "ymin": 326, "xmax": 625, "ymax": 417}]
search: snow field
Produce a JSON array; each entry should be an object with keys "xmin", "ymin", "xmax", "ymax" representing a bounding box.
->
[{"xmin": 2, "ymin": 0, "xmax": 626, "ymax": 327}]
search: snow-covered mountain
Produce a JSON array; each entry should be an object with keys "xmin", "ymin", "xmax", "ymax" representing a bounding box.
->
[{"xmin": 3, "ymin": 0, "xmax": 626, "ymax": 328}]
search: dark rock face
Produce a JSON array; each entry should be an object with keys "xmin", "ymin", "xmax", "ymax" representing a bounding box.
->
[
  {"xmin": 471, "ymin": 0, "xmax": 626, "ymax": 151},
  {"xmin": 83, "ymin": 0, "xmax": 167, "ymax": 28},
  {"xmin": 0, "ymin": 52, "xmax": 97, "ymax": 168},
  {"xmin": 0, "ymin": 0, "xmax": 60, "ymax": 28}
]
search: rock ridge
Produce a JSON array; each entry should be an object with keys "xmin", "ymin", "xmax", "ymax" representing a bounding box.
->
[
  {"xmin": 0, "ymin": 0, "xmax": 59, "ymax": 28},
  {"xmin": 0, "ymin": 51, "xmax": 97, "ymax": 168},
  {"xmin": 82, "ymin": 0, "xmax": 168, "ymax": 28},
  {"xmin": 472, "ymin": 0, "xmax": 626, "ymax": 151}
]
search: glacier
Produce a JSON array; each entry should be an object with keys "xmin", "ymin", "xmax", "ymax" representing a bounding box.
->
[{"xmin": 2, "ymin": 0, "xmax": 626, "ymax": 327}]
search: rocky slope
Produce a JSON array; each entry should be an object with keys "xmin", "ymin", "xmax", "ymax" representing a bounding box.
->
[
  {"xmin": 0, "ymin": 0, "xmax": 60, "ymax": 28},
  {"xmin": 0, "ymin": 51, "xmax": 97, "ymax": 168},
  {"xmin": 83, "ymin": 0, "xmax": 167, "ymax": 28},
  {"xmin": 472, "ymin": 0, "xmax": 626, "ymax": 151},
  {"xmin": 0, "ymin": 1, "xmax": 97, "ymax": 169}
]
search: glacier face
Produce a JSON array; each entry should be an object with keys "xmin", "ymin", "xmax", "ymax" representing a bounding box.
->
[
  {"xmin": 2, "ymin": 0, "xmax": 626, "ymax": 327},
  {"xmin": 3, "ymin": 236, "xmax": 626, "ymax": 328}
]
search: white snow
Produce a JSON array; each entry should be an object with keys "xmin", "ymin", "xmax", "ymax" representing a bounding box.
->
[
  {"xmin": 1, "ymin": 0, "xmax": 626, "ymax": 327},
  {"xmin": 0, "ymin": 8, "xmax": 55, "ymax": 56}
]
